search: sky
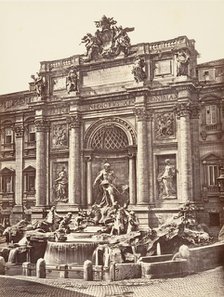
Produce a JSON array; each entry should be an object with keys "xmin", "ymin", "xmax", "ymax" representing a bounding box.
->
[{"xmin": 0, "ymin": 0, "xmax": 224, "ymax": 95}]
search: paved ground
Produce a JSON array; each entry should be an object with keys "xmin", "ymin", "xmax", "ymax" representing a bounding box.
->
[{"xmin": 1, "ymin": 266, "xmax": 224, "ymax": 297}]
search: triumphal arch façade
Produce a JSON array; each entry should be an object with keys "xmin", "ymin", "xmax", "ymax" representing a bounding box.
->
[{"xmin": 0, "ymin": 16, "xmax": 224, "ymax": 228}]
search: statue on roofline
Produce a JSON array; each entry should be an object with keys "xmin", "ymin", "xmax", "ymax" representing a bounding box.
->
[
  {"xmin": 132, "ymin": 56, "xmax": 147, "ymax": 82},
  {"xmin": 176, "ymin": 50, "xmax": 190, "ymax": 76},
  {"xmin": 66, "ymin": 68, "xmax": 79, "ymax": 94},
  {"xmin": 81, "ymin": 15, "xmax": 135, "ymax": 62},
  {"xmin": 31, "ymin": 72, "xmax": 46, "ymax": 97}
]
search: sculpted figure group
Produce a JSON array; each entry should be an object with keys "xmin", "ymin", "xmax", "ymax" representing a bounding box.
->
[{"xmin": 81, "ymin": 15, "xmax": 134, "ymax": 62}]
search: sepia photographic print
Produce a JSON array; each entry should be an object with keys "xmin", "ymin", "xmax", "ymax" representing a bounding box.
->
[{"xmin": 0, "ymin": 0, "xmax": 224, "ymax": 296}]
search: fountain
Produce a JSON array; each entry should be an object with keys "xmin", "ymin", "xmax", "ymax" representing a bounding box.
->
[{"xmin": 44, "ymin": 236, "xmax": 102, "ymax": 265}]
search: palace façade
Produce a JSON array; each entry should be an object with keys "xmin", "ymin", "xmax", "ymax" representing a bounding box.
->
[{"xmin": 0, "ymin": 17, "xmax": 223, "ymax": 233}]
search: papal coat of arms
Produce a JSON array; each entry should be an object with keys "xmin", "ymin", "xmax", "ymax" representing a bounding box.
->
[{"xmin": 81, "ymin": 15, "xmax": 135, "ymax": 62}]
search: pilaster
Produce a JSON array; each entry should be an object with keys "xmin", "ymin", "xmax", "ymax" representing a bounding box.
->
[
  {"xmin": 190, "ymin": 104, "xmax": 201, "ymax": 202},
  {"xmin": 84, "ymin": 154, "xmax": 93, "ymax": 206},
  {"xmin": 128, "ymin": 147, "xmax": 136, "ymax": 205}
]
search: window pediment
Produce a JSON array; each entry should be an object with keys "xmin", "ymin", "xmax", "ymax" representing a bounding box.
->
[{"xmin": 0, "ymin": 167, "xmax": 15, "ymax": 174}]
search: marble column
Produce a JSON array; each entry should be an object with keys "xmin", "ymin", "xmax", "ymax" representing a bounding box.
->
[
  {"xmin": 147, "ymin": 110, "xmax": 154, "ymax": 204},
  {"xmin": 135, "ymin": 107, "xmax": 149, "ymax": 204},
  {"xmin": 14, "ymin": 123, "xmax": 24, "ymax": 211},
  {"xmin": 34, "ymin": 118, "xmax": 49, "ymax": 206},
  {"xmin": 176, "ymin": 103, "xmax": 193, "ymax": 202},
  {"xmin": 67, "ymin": 114, "xmax": 81, "ymax": 205},
  {"xmin": 86, "ymin": 156, "xmax": 93, "ymax": 206},
  {"xmin": 128, "ymin": 151, "xmax": 136, "ymax": 205}
]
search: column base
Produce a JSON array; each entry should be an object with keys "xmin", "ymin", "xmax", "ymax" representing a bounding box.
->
[
  {"xmin": 55, "ymin": 204, "xmax": 81, "ymax": 214},
  {"xmin": 31, "ymin": 206, "xmax": 49, "ymax": 221},
  {"xmin": 11, "ymin": 205, "xmax": 24, "ymax": 225}
]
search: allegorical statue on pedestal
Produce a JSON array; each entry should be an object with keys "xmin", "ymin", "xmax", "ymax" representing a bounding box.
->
[
  {"xmin": 132, "ymin": 56, "xmax": 147, "ymax": 82},
  {"xmin": 54, "ymin": 166, "xmax": 68, "ymax": 203},
  {"xmin": 31, "ymin": 72, "xmax": 46, "ymax": 97},
  {"xmin": 66, "ymin": 68, "xmax": 79, "ymax": 94},
  {"xmin": 93, "ymin": 162, "xmax": 117, "ymax": 207},
  {"xmin": 176, "ymin": 50, "xmax": 190, "ymax": 76},
  {"xmin": 81, "ymin": 15, "xmax": 134, "ymax": 62},
  {"xmin": 157, "ymin": 159, "xmax": 176, "ymax": 198}
]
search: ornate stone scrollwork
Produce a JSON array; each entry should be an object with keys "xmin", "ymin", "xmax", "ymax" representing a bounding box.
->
[
  {"xmin": 174, "ymin": 102, "xmax": 191, "ymax": 118},
  {"xmin": 134, "ymin": 107, "xmax": 148, "ymax": 121},
  {"xmin": 34, "ymin": 119, "xmax": 50, "ymax": 132},
  {"xmin": 67, "ymin": 114, "xmax": 81, "ymax": 129},
  {"xmin": 190, "ymin": 104, "xmax": 200, "ymax": 119},
  {"xmin": 200, "ymin": 130, "xmax": 207, "ymax": 141},
  {"xmin": 154, "ymin": 112, "xmax": 175, "ymax": 139},
  {"xmin": 14, "ymin": 124, "xmax": 24, "ymax": 138}
]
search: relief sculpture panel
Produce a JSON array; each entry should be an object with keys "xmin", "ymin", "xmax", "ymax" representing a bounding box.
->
[
  {"xmin": 51, "ymin": 122, "xmax": 68, "ymax": 149},
  {"xmin": 154, "ymin": 112, "xmax": 175, "ymax": 139}
]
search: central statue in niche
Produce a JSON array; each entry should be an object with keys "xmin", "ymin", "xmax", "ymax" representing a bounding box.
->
[
  {"xmin": 91, "ymin": 162, "xmax": 133, "ymax": 234},
  {"xmin": 93, "ymin": 162, "xmax": 117, "ymax": 207}
]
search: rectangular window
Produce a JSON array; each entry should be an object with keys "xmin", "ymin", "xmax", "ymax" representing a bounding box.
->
[
  {"xmin": 29, "ymin": 125, "xmax": 36, "ymax": 142},
  {"xmin": 5, "ymin": 128, "xmax": 12, "ymax": 144},
  {"xmin": 25, "ymin": 173, "xmax": 35, "ymax": 192},
  {"xmin": 1, "ymin": 176, "xmax": 12, "ymax": 193},
  {"xmin": 207, "ymin": 165, "xmax": 219, "ymax": 186},
  {"xmin": 205, "ymin": 105, "xmax": 217, "ymax": 125}
]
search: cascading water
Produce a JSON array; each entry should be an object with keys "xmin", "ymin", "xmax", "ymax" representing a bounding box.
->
[
  {"xmin": 8, "ymin": 247, "xmax": 19, "ymax": 264},
  {"xmin": 44, "ymin": 237, "xmax": 100, "ymax": 265}
]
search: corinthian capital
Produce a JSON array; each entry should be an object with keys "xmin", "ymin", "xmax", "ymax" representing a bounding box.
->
[
  {"xmin": 134, "ymin": 107, "xmax": 147, "ymax": 121},
  {"xmin": 174, "ymin": 102, "xmax": 191, "ymax": 118},
  {"xmin": 67, "ymin": 114, "xmax": 81, "ymax": 129},
  {"xmin": 34, "ymin": 118, "xmax": 50, "ymax": 132},
  {"xmin": 14, "ymin": 124, "xmax": 24, "ymax": 138}
]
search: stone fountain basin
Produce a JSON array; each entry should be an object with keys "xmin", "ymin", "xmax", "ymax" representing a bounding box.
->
[{"xmin": 44, "ymin": 233, "xmax": 105, "ymax": 266}]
